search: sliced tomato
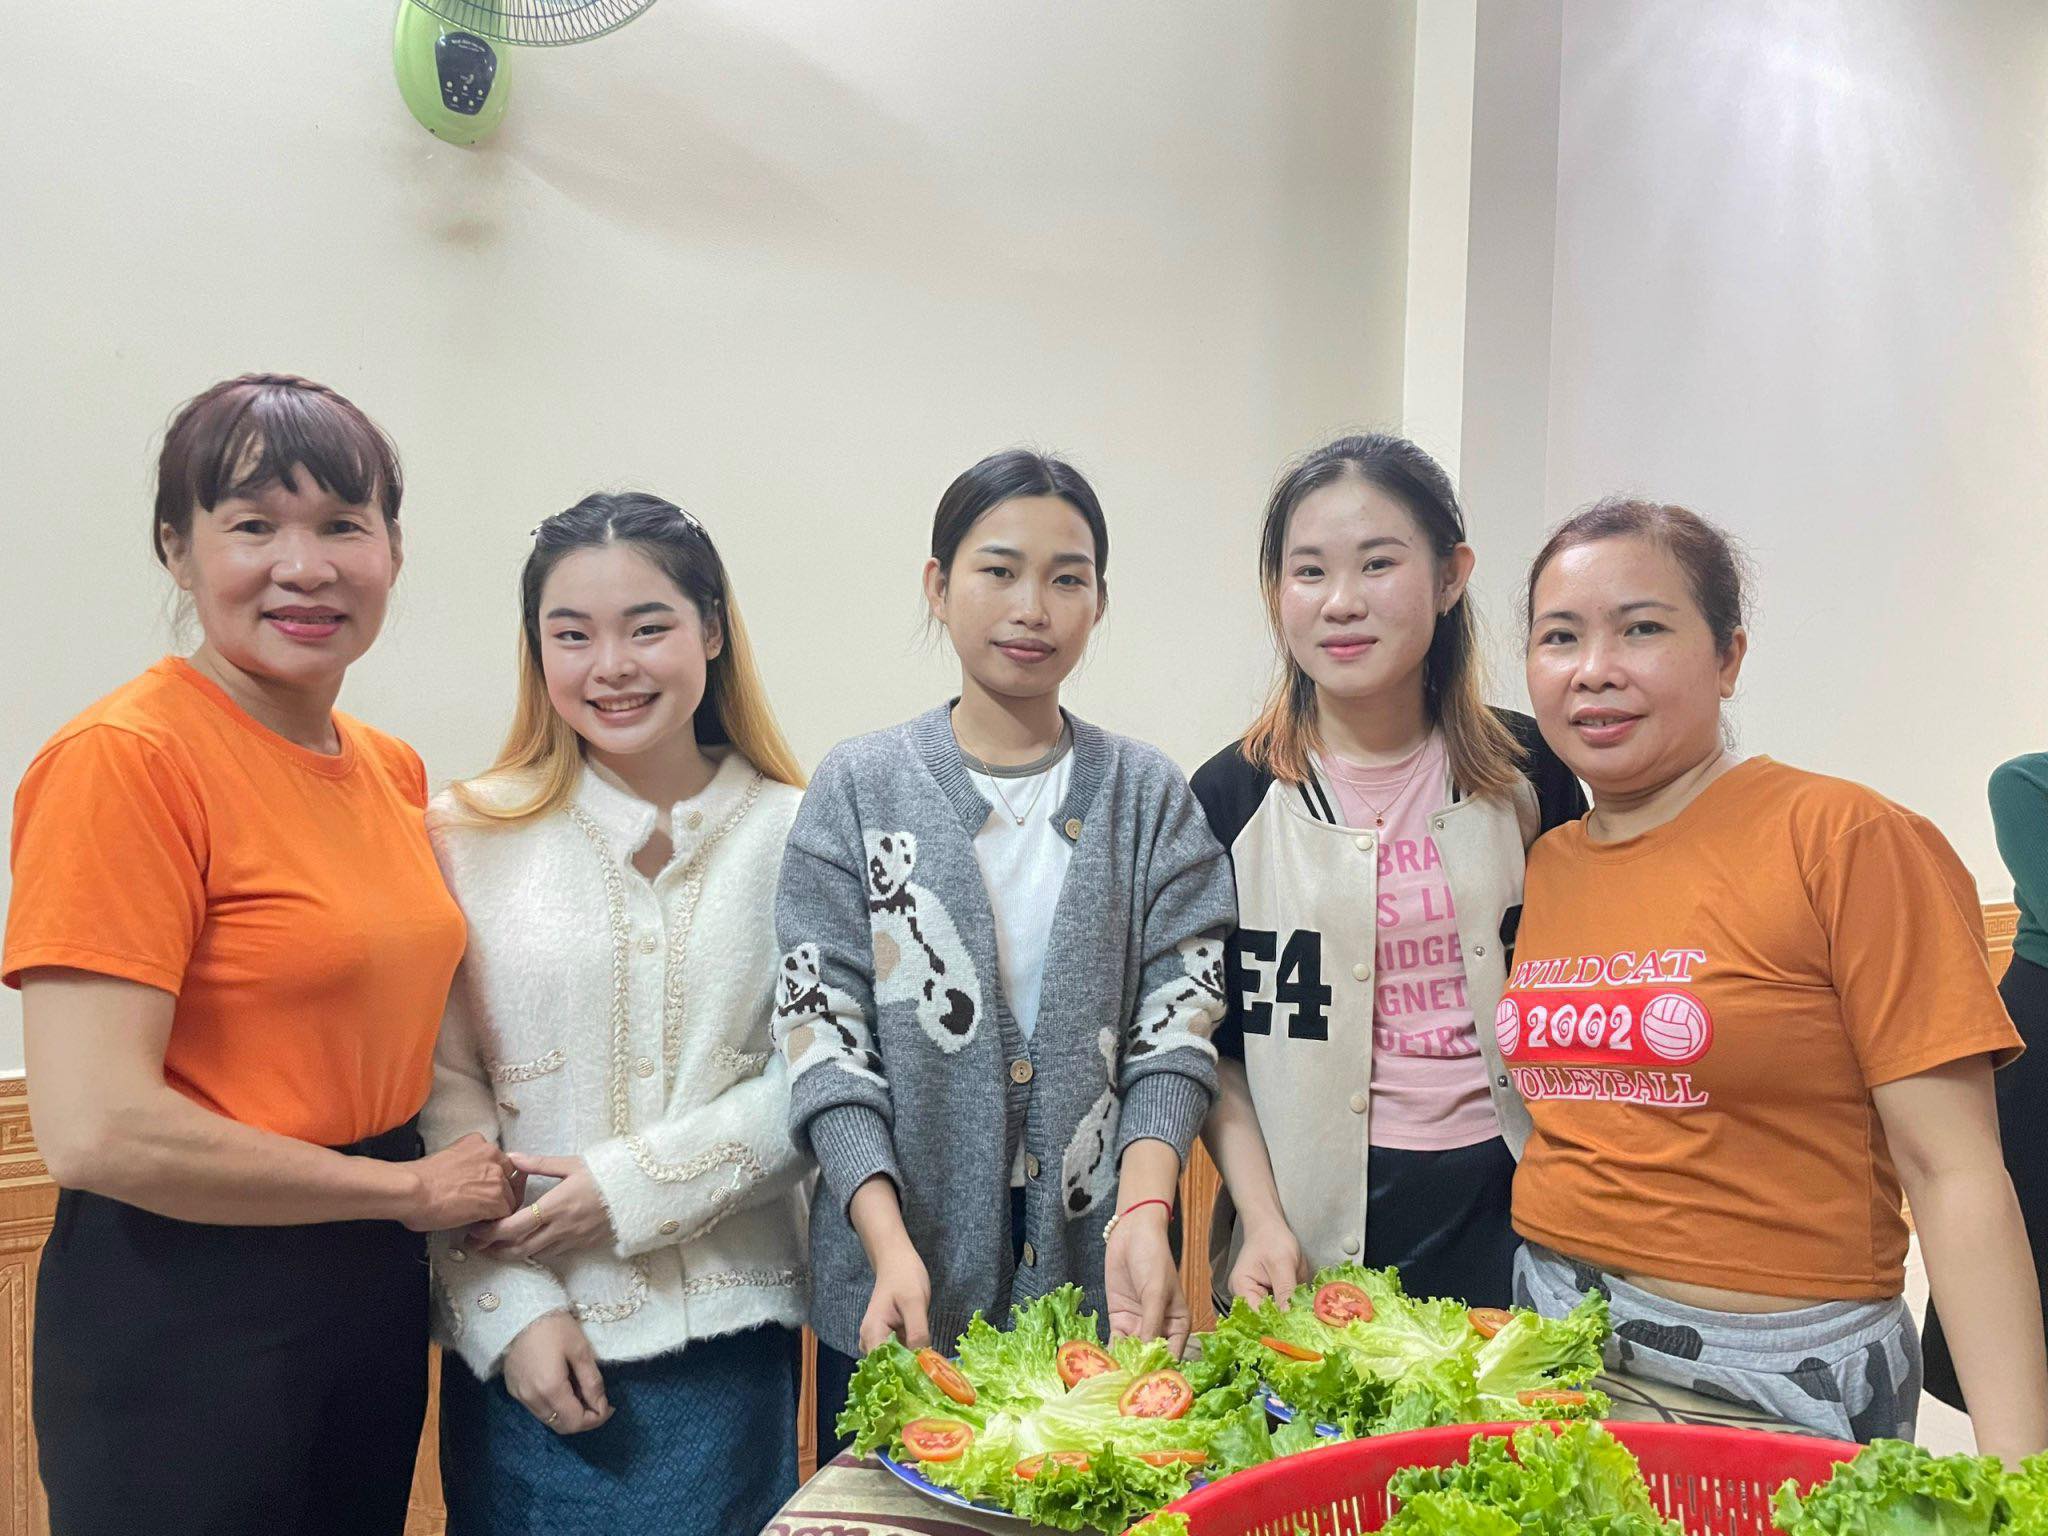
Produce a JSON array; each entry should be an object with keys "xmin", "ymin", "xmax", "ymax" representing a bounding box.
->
[
  {"xmin": 901, "ymin": 1417, "xmax": 974, "ymax": 1462},
  {"xmin": 1313, "ymin": 1280, "xmax": 1375, "ymax": 1325},
  {"xmin": 1056, "ymin": 1340, "xmax": 1118, "ymax": 1388},
  {"xmin": 1118, "ymin": 1368, "xmax": 1194, "ymax": 1420},
  {"xmin": 1259, "ymin": 1334, "xmax": 1324, "ymax": 1363},
  {"xmin": 1137, "ymin": 1448, "xmax": 1208, "ymax": 1468},
  {"xmin": 1517, "ymin": 1388, "xmax": 1589, "ymax": 1408},
  {"xmin": 1468, "ymin": 1307, "xmax": 1515, "ymax": 1339},
  {"xmin": 1015, "ymin": 1450, "xmax": 1092, "ymax": 1481},
  {"xmin": 916, "ymin": 1347, "xmax": 977, "ymax": 1407}
]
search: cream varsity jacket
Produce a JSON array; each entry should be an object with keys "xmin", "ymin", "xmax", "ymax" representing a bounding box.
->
[
  {"xmin": 421, "ymin": 752, "xmax": 809, "ymax": 1377},
  {"xmin": 1190, "ymin": 711, "xmax": 1585, "ymax": 1288}
]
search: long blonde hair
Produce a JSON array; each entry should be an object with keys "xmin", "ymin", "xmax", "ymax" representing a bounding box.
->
[
  {"xmin": 450, "ymin": 493, "xmax": 803, "ymax": 825},
  {"xmin": 1240, "ymin": 434, "xmax": 1522, "ymax": 799}
]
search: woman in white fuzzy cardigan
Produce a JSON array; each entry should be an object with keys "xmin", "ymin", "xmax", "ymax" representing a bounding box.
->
[{"xmin": 421, "ymin": 493, "xmax": 810, "ymax": 1536}]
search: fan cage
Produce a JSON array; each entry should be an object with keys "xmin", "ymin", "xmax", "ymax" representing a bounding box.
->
[{"xmin": 405, "ymin": 0, "xmax": 659, "ymax": 47}]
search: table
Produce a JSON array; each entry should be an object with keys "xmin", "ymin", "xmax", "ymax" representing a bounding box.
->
[{"xmin": 760, "ymin": 1370, "xmax": 1805, "ymax": 1535}]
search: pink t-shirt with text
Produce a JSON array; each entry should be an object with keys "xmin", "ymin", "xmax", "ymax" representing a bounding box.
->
[{"xmin": 1321, "ymin": 733, "xmax": 1498, "ymax": 1150}]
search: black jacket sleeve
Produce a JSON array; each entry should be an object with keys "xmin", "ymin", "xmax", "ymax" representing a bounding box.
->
[{"xmin": 1189, "ymin": 742, "xmax": 1272, "ymax": 1063}]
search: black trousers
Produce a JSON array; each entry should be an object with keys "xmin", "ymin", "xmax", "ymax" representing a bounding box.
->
[
  {"xmin": 1924, "ymin": 954, "xmax": 2048, "ymax": 1411},
  {"xmin": 34, "ymin": 1119, "xmax": 429, "ymax": 1536},
  {"xmin": 1362, "ymin": 1134, "xmax": 1520, "ymax": 1308}
]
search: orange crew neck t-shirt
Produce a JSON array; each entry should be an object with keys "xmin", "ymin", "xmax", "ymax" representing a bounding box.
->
[
  {"xmin": 1501, "ymin": 757, "xmax": 2019, "ymax": 1300},
  {"xmin": 5, "ymin": 658, "xmax": 466, "ymax": 1146}
]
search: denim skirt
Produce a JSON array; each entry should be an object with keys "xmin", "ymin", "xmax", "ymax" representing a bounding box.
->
[{"xmin": 440, "ymin": 1324, "xmax": 800, "ymax": 1536}]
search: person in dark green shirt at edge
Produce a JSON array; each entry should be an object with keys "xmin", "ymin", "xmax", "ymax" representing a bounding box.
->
[{"xmin": 1926, "ymin": 753, "xmax": 2048, "ymax": 1410}]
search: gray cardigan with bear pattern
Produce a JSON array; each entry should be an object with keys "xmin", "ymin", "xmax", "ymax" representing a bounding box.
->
[{"xmin": 773, "ymin": 703, "xmax": 1236, "ymax": 1356}]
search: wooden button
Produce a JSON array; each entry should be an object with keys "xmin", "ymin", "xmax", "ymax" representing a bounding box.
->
[
  {"xmin": 1063, "ymin": 818, "xmax": 1083, "ymax": 839},
  {"xmin": 1010, "ymin": 1059, "xmax": 1034, "ymax": 1085}
]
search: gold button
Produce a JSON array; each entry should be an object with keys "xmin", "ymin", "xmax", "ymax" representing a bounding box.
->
[
  {"xmin": 477, "ymin": 1292, "xmax": 500, "ymax": 1312},
  {"xmin": 1024, "ymin": 1154, "xmax": 1040, "ymax": 1180},
  {"xmin": 686, "ymin": 810, "xmax": 704, "ymax": 830},
  {"xmin": 448, "ymin": 1246, "xmax": 469, "ymax": 1263},
  {"xmin": 636, "ymin": 1057, "xmax": 656, "ymax": 1079},
  {"xmin": 1352, "ymin": 963, "xmax": 1370, "ymax": 982},
  {"xmin": 639, "ymin": 934, "xmax": 659, "ymax": 955},
  {"xmin": 1063, "ymin": 818, "xmax": 1082, "ymax": 839},
  {"xmin": 1349, "ymin": 1091, "xmax": 1367, "ymax": 1114},
  {"xmin": 1021, "ymin": 1241, "xmax": 1037, "ymax": 1267},
  {"xmin": 1354, "ymin": 834, "xmax": 1375, "ymax": 852},
  {"xmin": 659, "ymin": 1218, "xmax": 680, "ymax": 1235},
  {"xmin": 1009, "ymin": 1059, "xmax": 1034, "ymax": 1085}
]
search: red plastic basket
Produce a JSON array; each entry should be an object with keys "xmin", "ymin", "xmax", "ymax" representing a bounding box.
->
[{"xmin": 1158, "ymin": 1421, "xmax": 1861, "ymax": 1535}]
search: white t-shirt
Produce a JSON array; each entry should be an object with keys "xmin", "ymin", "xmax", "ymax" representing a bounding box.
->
[{"xmin": 963, "ymin": 743, "xmax": 1075, "ymax": 1046}]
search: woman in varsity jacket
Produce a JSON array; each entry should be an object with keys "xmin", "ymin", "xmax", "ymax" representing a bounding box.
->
[
  {"xmin": 774, "ymin": 450, "xmax": 1238, "ymax": 1460},
  {"xmin": 1192, "ymin": 434, "xmax": 1584, "ymax": 1313}
]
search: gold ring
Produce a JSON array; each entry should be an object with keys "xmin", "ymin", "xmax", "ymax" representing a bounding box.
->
[{"xmin": 545, "ymin": 1408, "xmax": 560, "ymax": 1427}]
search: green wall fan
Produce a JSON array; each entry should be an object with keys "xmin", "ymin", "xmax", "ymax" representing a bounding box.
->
[{"xmin": 394, "ymin": 0, "xmax": 662, "ymax": 146}]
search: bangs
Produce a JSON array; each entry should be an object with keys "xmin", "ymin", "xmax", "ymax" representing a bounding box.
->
[{"xmin": 185, "ymin": 381, "xmax": 402, "ymax": 520}]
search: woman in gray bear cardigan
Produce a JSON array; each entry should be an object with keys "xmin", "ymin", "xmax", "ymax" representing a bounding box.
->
[{"xmin": 773, "ymin": 450, "xmax": 1237, "ymax": 1459}]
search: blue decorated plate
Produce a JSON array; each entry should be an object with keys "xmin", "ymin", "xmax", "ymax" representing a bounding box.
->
[
  {"xmin": 876, "ymin": 1445, "xmax": 1211, "ymax": 1520},
  {"xmin": 1263, "ymin": 1391, "xmax": 1342, "ymax": 1437},
  {"xmin": 875, "ymin": 1450, "xmax": 1029, "ymax": 1522}
]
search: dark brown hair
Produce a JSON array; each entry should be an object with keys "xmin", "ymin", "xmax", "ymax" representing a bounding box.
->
[
  {"xmin": 931, "ymin": 449, "xmax": 1108, "ymax": 600},
  {"xmin": 152, "ymin": 373, "xmax": 402, "ymax": 564},
  {"xmin": 1524, "ymin": 498, "xmax": 1750, "ymax": 656},
  {"xmin": 1240, "ymin": 433, "xmax": 1522, "ymax": 798}
]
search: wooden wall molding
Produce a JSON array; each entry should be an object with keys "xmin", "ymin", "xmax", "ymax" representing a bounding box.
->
[{"xmin": 0, "ymin": 904, "xmax": 2024, "ymax": 1534}]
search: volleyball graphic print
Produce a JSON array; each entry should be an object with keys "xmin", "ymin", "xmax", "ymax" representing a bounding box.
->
[
  {"xmin": 1494, "ymin": 997, "xmax": 1522, "ymax": 1056},
  {"xmin": 1641, "ymin": 992, "xmax": 1709, "ymax": 1061},
  {"xmin": 1496, "ymin": 948, "xmax": 1715, "ymax": 1109}
]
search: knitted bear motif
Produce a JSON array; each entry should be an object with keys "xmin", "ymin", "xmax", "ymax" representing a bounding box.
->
[
  {"xmin": 1126, "ymin": 935, "xmax": 1226, "ymax": 1059},
  {"xmin": 863, "ymin": 830, "xmax": 982, "ymax": 1054},
  {"xmin": 1059, "ymin": 1027, "xmax": 1121, "ymax": 1216},
  {"xmin": 773, "ymin": 942, "xmax": 885, "ymax": 1085}
]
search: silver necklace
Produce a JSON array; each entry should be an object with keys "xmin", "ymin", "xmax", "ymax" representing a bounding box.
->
[
  {"xmin": 986, "ymin": 769, "xmax": 1054, "ymax": 828},
  {"xmin": 958, "ymin": 726, "xmax": 1072, "ymax": 828}
]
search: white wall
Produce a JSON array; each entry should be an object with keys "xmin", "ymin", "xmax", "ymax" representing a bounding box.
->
[
  {"xmin": 0, "ymin": 3, "xmax": 1418, "ymax": 1068},
  {"xmin": 1461, "ymin": 0, "xmax": 2048, "ymax": 900}
]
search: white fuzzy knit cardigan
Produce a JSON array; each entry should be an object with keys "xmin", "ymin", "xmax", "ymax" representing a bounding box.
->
[{"xmin": 421, "ymin": 752, "xmax": 809, "ymax": 1377}]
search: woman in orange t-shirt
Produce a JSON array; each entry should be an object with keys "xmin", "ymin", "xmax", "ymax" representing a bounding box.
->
[
  {"xmin": 1505, "ymin": 498, "xmax": 2045, "ymax": 1460},
  {"xmin": 3, "ymin": 376, "xmax": 518, "ymax": 1536}
]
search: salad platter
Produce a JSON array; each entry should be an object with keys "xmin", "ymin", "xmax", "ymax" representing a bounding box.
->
[{"xmin": 841, "ymin": 1262, "xmax": 1611, "ymax": 1532}]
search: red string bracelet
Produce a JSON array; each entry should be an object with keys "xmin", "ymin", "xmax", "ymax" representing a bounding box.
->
[{"xmin": 1101, "ymin": 1196, "xmax": 1173, "ymax": 1241}]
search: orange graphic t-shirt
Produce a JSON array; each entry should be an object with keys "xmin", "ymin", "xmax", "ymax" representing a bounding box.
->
[
  {"xmin": 5, "ymin": 658, "xmax": 466, "ymax": 1146},
  {"xmin": 1503, "ymin": 757, "xmax": 2019, "ymax": 1299}
]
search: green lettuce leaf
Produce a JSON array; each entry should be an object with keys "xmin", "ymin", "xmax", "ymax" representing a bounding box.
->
[
  {"xmin": 1770, "ymin": 1439, "xmax": 2004, "ymax": 1536},
  {"xmin": 845, "ymin": 1285, "xmax": 1287, "ymax": 1532},
  {"xmin": 836, "ymin": 1338, "xmax": 983, "ymax": 1452},
  {"xmin": 1207, "ymin": 1264, "xmax": 1611, "ymax": 1436},
  {"xmin": 1387, "ymin": 1422, "xmax": 1682, "ymax": 1536}
]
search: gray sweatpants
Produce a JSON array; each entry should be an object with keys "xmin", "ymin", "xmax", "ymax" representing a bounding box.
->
[{"xmin": 1514, "ymin": 1242, "xmax": 1921, "ymax": 1443}]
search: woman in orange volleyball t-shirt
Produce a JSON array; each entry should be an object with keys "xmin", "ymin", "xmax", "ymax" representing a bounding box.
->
[
  {"xmin": 3, "ymin": 376, "xmax": 517, "ymax": 1536},
  {"xmin": 1505, "ymin": 497, "xmax": 2043, "ymax": 1462}
]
